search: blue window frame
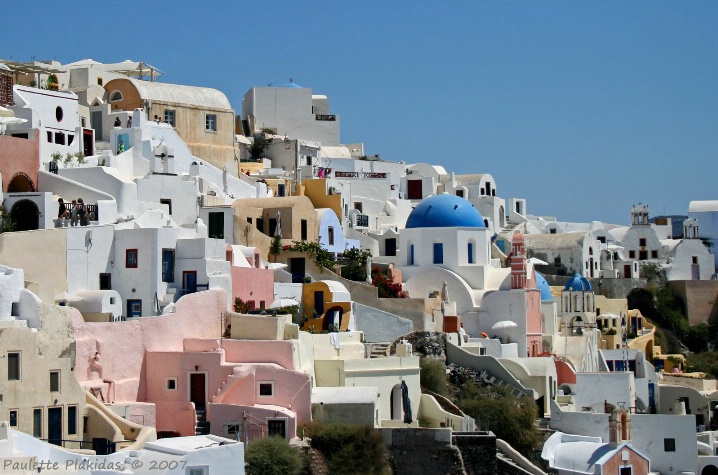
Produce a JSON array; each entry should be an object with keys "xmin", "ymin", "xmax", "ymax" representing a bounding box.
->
[
  {"xmin": 409, "ymin": 244, "xmax": 415, "ymax": 265},
  {"xmin": 468, "ymin": 242, "xmax": 474, "ymax": 264},
  {"xmin": 433, "ymin": 243, "xmax": 444, "ymax": 264}
]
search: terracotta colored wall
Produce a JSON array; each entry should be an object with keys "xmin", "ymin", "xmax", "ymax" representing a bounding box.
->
[
  {"xmin": 555, "ymin": 359, "xmax": 576, "ymax": 385},
  {"xmin": 0, "ymin": 133, "xmax": 39, "ymax": 192}
]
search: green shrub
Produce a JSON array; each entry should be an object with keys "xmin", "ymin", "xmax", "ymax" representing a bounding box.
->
[
  {"xmin": 303, "ymin": 422, "xmax": 389, "ymax": 475},
  {"xmin": 456, "ymin": 383, "xmax": 542, "ymax": 457},
  {"xmin": 420, "ymin": 357, "xmax": 448, "ymax": 396},
  {"xmin": 245, "ymin": 436, "xmax": 304, "ymax": 475}
]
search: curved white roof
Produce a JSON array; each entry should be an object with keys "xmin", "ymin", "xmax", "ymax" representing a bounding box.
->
[
  {"xmin": 690, "ymin": 200, "xmax": 718, "ymax": 213},
  {"xmin": 125, "ymin": 78, "xmax": 232, "ymax": 110}
]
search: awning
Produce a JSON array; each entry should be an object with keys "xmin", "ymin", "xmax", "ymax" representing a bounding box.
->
[{"xmin": 235, "ymin": 135, "xmax": 252, "ymax": 145}]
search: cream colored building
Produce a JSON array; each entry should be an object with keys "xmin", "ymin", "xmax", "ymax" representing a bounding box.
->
[{"xmin": 103, "ymin": 78, "xmax": 236, "ymax": 171}]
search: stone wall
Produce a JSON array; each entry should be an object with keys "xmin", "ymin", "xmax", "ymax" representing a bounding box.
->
[
  {"xmin": 452, "ymin": 431, "xmax": 497, "ymax": 475},
  {"xmin": 383, "ymin": 428, "xmax": 465, "ymax": 475},
  {"xmin": 542, "ymin": 274, "xmax": 646, "ymax": 299},
  {"xmin": 668, "ymin": 280, "xmax": 718, "ymax": 325}
]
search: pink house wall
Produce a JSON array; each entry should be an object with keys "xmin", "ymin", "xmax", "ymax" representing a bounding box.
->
[
  {"xmin": 0, "ymin": 133, "xmax": 40, "ymax": 191},
  {"xmin": 73, "ymin": 290, "xmax": 227, "ymax": 403},
  {"xmin": 231, "ymin": 266, "xmax": 274, "ymax": 308},
  {"xmin": 209, "ymin": 404, "xmax": 298, "ymax": 440},
  {"xmin": 526, "ymin": 290, "xmax": 543, "ymax": 356},
  {"xmin": 220, "ymin": 339, "xmax": 295, "ymax": 369}
]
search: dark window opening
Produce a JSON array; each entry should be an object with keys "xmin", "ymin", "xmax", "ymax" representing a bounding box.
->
[
  {"xmin": 50, "ymin": 371, "xmax": 60, "ymax": 392},
  {"xmin": 67, "ymin": 406, "xmax": 77, "ymax": 435},
  {"xmin": 259, "ymin": 383, "xmax": 273, "ymax": 396},
  {"xmin": 8, "ymin": 353, "xmax": 19, "ymax": 380},
  {"xmin": 160, "ymin": 199, "xmax": 172, "ymax": 215},
  {"xmin": 664, "ymin": 438, "xmax": 676, "ymax": 452},
  {"xmin": 301, "ymin": 219, "xmax": 308, "ymax": 241},
  {"xmin": 126, "ymin": 249, "xmax": 138, "ymax": 268},
  {"xmin": 99, "ymin": 273, "xmax": 111, "ymax": 290}
]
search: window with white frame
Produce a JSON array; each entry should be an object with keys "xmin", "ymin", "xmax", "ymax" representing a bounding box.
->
[
  {"xmin": 205, "ymin": 114, "xmax": 217, "ymax": 132},
  {"xmin": 110, "ymin": 91, "xmax": 123, "ymax": 102},
  {"xmin": 187, "ymin": 467, "xmax": 208, "ymax": 475},
  {"xmin": 164, "ymin": 109, "xmax": 176, "ymax": 127},
  {"xmin": 166, "ymin": 378, "xmax": 177, "ymax": 391},
  {"xmin": 258, "ymin": 381, "xmax": 274, "ymax": 397}
]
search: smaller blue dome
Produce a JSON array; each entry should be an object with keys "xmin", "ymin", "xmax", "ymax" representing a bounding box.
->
[
  {"xmin": 282, "ymin": 81, "xmax": 302, "ymax": 88},
  {"xmin": 405, "ymin": 194, "xmax": 485, "ymax": 229},
  {"xmin": 564, "ymin": 273, "xmax": 592, "ymax": 291},
  {"xmin": 535, "ymin": 273, "xmax": 553, "ymax": 301}
]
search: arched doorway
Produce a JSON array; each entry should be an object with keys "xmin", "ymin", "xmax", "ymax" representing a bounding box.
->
[
  {"xmin": 323, "ymin": 305, "xmax": 344, "ymax": 331},
  {"xmin": 390, "ymin": 384, "xmax": 402, "ymax": 421},
  {"xmin": 702, "ymin": 465, "xmax": 718, "ymax": 475},
  {"xmin": 11, "ymin": 200, "xmax": 39, "ymax": 231},
  {"xmin": 7, "ymin": 173, "xmax": 35, "ymax": 193}
]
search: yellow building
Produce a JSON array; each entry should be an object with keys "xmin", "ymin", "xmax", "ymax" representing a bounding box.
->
[{"xmin": 301, "ymin": 280, "xmax": 352, "ymax": 332}]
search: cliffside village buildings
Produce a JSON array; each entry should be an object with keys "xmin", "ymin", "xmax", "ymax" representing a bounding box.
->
[{"xmin": 0, "ymin": 57, "xmax": 717, "ymax": 474}]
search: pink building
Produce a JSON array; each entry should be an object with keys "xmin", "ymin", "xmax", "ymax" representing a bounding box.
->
[
  {"xmin": 226, "ymin": 245, "xmax": 275, "ymax": 310},
  {"xmin": 73, "ymin": 289, "xmax": 311, "ymax": 440},
  {"xmin": 510, "ymin": 233, "xmax": 544, "ymax": 356}
]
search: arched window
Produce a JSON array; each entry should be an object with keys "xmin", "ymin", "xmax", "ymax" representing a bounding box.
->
[
  {"xmin": 589, "ymin": 247, "xmax": 593, "ymax": 256},
  {"xmin": 110, "ymin": 90, "xmax": 123, "ymax": 102}
]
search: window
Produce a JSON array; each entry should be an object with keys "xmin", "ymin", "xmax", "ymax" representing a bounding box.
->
[
  {"xmin": 385, "ymin": 238, "xmax": 397, "ymax": 257},
  {"xmin": 651, "ymin": 250, "xmax": 658, "ymax": 259},
  {"xmin": 205, "ymin": 113, "xmax": 217, "ymax": 132},
  {"xmin": 97, "ymin": 77, "xmax": 103, "ymax": 86},
  {"xmin": 554, "ymin": 256, "xmax": 562, "ymax": 266},
  {"xmin": 354, "ymin": 202, "xmax": 363, "ymax": 213},
  {"xmin": 47, "ymin": 131, "xmax": 54, "ymax": 142},
  {"xmin": 164, "ymin": 109, "xmax": 175, "ymax": 127},
  {"xmin": 33, "ymin": 408, "xmax": 42, "ymax": 437},
  {"xmin": 301, "ymin": 219, "xmax": 308, "ymax": 241},
  {"xmin": 246, "ymin": 217, "xmax": 252, "ymax": 224},
  {"xmin": 258, "ymin": 382, "xmax": 274, "ymax": 397},
  {"xmin": 256, "ymin": 218, "xmax": 264, "ymax": 233},
  {"xmin": 109, "ymin": 91, "xmax": 123, "ymax": 102},
  {"xmin": 166, "ymin": 378, "xmax": 177, "ymax": 391},
  {"xmin": 68, "ymin": 406, "xmax": 77, "ymax": 435},
  {"xmin": 8, "ymin": 352, "xmax": 19, "ymax": 380},
  {"xmin": 433, "ymin": 243, "xmax": 444, "ymax": 264},
  {"xmin": 188, "ymin": 468, "xmax": 208, "ymax": 475},
  {"xmin": 468, "ymin": 242, "xmax": 474, "ymax": 264},
  {"xmin": 160, "ymin": 199, "xmax": 172, "ymax": 215},
  {"xmin": 693, "ymin": 256, "xmax": 698, "ymax": 264},
  {"xmin": 409, "ymin": 244, "xmax": 415, "ymax": 265},
  {"xmin": 550, "ymin": 228, "xmax": 556, "ymax": 234},
  {"xmin": 328, "ymin": 226, "xmax": 334, "ymax": 246},
  {"xmin": 99, "ymin": 273, "xmax": 111, "ymax": 290},
  {"xmin": 269, "ymin": 219, "xmax": 277, "ymax": 236},
  {"xmin": 9, "ymin": 410, "xmax": 17, "ymax": 427},
  {"xmin": 664, "ymin": 438, "xmax": 676, "ymax": 452},
  {"xmin": 639, "ymin": 250, "xmax": 648, "ymax": 260},
  {"xmin": 456, "ymin": 190, "xmax": 464, "ymax": 198},
  {"xmin": 629, "ymin": 250, "xmax": 636, "ymax": 259},
  {"xmin": 56, "ymin": 106, "xmax": 63, "ymax": 122},
  {"xmin": 55, "ymin": 132, "xmax": 65, "ymax": 145},
  {"xmin": 619, "ymin": 467, "xmax": 632, "ymax": 475},
  {"xmin": 277, "ymin": 183, "xmax": 286, "ymax": 197},
  {"xmin": 247, "ymin": 300, "xmax": 256, "ymax": 310},
  {"xmin": 597, "ymin": 236, "xmax": 606, "ymax": 243},
  {"xmin": 639, "ymin": 238, "xmax": 647, "ymax": 247},
  {"xmin": 126, "ymin": 249, "xmax": 138, "ymax": 268},
  {"xmin": 50, "ymin": 371, "xmax": 60, "ymax": 392},
  {"xmin": 208, "ymin": 212, "xmax": 224, "ymax": 239}
]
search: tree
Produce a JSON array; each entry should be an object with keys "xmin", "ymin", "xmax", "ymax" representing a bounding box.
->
[
  {"xmin": 0, "ymin": 204, "xmax": 14, "ymax": 233},
  {"xmin": 302, "ymin": 422, "xmax": 390, "ymax": 475},
  {"xmin": 269, "ymin": 234, "xmax": 282, "ymax": 262},
  {"xmin": 339, "ymin": 248, "xmax": 372, "ymax": 281},
  {"xmin": 249, "ymin": 133, "xmax": 272, "ymax": 161},
  {"xmin": 245, "ymin": 436, "xmax": 304, "ymax": 475}
]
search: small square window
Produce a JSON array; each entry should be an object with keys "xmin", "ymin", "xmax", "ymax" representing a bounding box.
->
[
  {"xmin": 639, "ymin": 238, "xmax": 647, "ymax": 247},
  {"xmin": 9, "ymin": 410, "xmax": 17, "ymax": 427},
  {"xmin": 205, "ymin": 114, "xmax": 217, "ymax": 132},
  {"xmin": 166, "ymin": 378, "xmax": 177, "ymax": 391},
  {"xmin": 258, "ymin": 382, "xmax": 274, "ymax": 397},
  {"xmin": 651, "ymin": 250, "xmax": 658, "ymax": 259},
  {"xmin": 693, "ymin": 256, "xmax": 698, "ymax": 264},
  {"xmin": 50, "ymin": 371, "xmax": 60, "ymax": 392},
  {"xmin": 664, "ymin": 438, "xmax": 676, "ymax": 452},
  {"xmin": 629, "ymin": 250, "xmax": 636, "ymax": 259},
  {"xmin": 126, "ymin": 249, "xmax": 138, "ymax": 268}
]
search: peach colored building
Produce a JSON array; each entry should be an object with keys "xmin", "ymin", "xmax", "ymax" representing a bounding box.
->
[
  {"xmin": 226, "ymin": 245, "xmax": 274, "ymax": 311},
  {"xmin": 73, "ymin": 289, "xmax": 311, "ymax": 440},
  {"xmin": 0, "ymin": 132, "xmax": 39, "ymax": 192}
]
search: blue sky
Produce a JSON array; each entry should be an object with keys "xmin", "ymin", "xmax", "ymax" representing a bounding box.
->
[{"xmin": 2, "ymin": 1, "xmax": 716, "ymax": 225}]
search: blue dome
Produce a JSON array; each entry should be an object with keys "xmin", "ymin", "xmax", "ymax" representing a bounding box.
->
[
  {"xmin": 282, "ymin": 82, "xmax": 302, "ymax": 88},
  {"xmin": 535, "ymin": 273, "xmax": 553, "ymax": 301},
  {"xmin": 405, "ymin": 194, "xmax": 485, "ymax": 229},
  {"xmin": 564, "ymin": 273, "xmax": 592, "ymax": 291}
]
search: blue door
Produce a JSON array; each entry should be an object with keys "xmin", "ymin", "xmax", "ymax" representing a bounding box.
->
[
  {"xmin": 162, "ymin": 249, "xmax": 175, "ymax": 283},
  {"xmin": 127, "ymin": 299, "xmax": 142, "ymax": 318},
  {"xmin": 183, "ymin": 271, "xmax": 197, "ymax": 294}
]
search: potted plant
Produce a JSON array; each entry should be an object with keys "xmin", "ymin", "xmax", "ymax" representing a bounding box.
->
[
  {"xmin": 50, "ymin": 151, "xmax": 62, "ymax": 164},
  {"xmin": 74, "ymin": 152, "xmax": 86, "ymax": 165},
  {"xmin": 64, "ymin": 153, "xmax": 74, "ymax": 167}
]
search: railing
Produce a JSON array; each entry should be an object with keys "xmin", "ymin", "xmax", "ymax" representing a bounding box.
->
[
  {"xmin": 86, "ymin": 204, "xmax": 98, "ymax": 222},
  {"xmin": 225, "ymin": 411, "xmax": 268, "ymax": 443},
  {"xmin": 173, "ymin": 284, "xmax": 209, "ymax": 302},
  {"xmin": 315, "ymin": 114, "xmax": 336, "ymax": 121}
]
